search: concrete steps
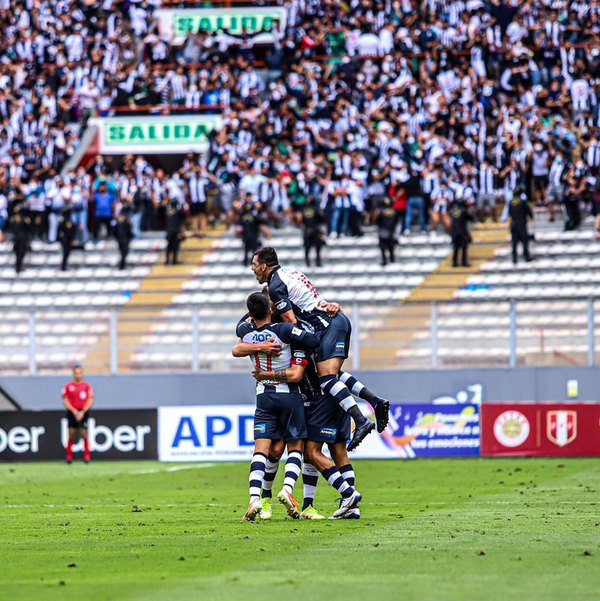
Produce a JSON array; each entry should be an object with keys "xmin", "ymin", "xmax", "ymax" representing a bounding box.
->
[
  {"xmin": 359, "ymin": 222, "xmax": 509, "ymax": 368},
  {"xmin": 85, "ymin": 229, "xmax": 225, "ymax": 372}
]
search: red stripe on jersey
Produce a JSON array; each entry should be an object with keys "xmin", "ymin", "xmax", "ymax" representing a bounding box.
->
[
  {"xmin": 254, "ymin": 354, "xmax": 260, "ymax": 369},
  {"xmin": 266, "ymin": 354, "xmax": 272, "ymax": 371}
]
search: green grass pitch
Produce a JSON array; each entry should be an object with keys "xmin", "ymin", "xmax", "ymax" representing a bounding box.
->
[{"xmin": 1, "ymin": 458, "xmax": 599, "ymax": 601}]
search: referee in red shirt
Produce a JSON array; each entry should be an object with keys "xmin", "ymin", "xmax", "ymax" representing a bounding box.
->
[{"xmin": 62, "ymin": 364, "xmax": 94, "ymax": 463}]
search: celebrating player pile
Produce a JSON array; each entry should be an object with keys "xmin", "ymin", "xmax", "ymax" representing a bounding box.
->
[{"xmin": 233, "ymin": 247, "xmax": 391, "ymax": 521}]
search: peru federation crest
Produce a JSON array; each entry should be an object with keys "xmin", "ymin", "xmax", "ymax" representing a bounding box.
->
[{"xmin": 547, "ymin": 411, "xmax": 577, "ymax": 447}]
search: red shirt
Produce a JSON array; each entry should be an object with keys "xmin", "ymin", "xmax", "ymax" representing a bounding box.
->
[{"xmin": 62, "ymin": 381, "xmax": 94, "ymax": 411}]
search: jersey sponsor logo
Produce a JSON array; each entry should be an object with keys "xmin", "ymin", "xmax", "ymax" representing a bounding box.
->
[
  {"xmin": 293, "ymin": 350, "xmax": 305, "ymax": 357},
  {"xmin": 251, "ymin": 332, "xmax": 275, "ymax": 342},
  {"xmin": 291, "ymin": 327, "xmax": 303, "ymax": 336},
  {"xmin": 276, "ymin": 300, "xmax": 288, "ymax": 310},
  {"xmin": 335, "ymin": 341, "xmax": 345, "ymax": 350},
  {"xmin": 493, "ymin": 411, "xmax": 530, "ymax": 448},
  {"xmin": 320, "ymin": 427, "xmax": 337, "ymax": 439},
  {"xmin": 254, "ymin": 423, "xmax": 266, "ymax": 434},
  {"xmin": 547, "ymin": 411, "xmax": 577, "ymax": 447}
]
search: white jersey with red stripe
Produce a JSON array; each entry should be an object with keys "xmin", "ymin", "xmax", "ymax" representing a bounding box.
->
[{"xmin": 240, "ymin": 322, "xmax": 311, "ymax": 393}]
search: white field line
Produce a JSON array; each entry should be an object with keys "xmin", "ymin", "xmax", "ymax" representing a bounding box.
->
[{"xmin": 3, "ymin": 500, "xmax": 598, "ymax": 509}]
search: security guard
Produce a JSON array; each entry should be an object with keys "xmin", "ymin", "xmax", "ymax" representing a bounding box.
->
[
  {"xmin": 165, "ymin": 199, "xmax": 185, "ymax": 265},
  {"xmin": 375, "ymin": 197, "xmax": 398, "ymax": 266},
  {"xmin": 239, "ymin": 199, "xmax": 263, "ymax": 266},
  {"xmin": 58, "ymin": 206, "xmax": 76, "ymax": 271},
  {"xmin": 301, "ymin": 196, "xmax": 326, "ymax": 267},
  {"xmin": 10, "ymin": 203, "xmax": 31, "ymax": 274},
  {"xmin": 450, "ymin": 198, "xmax": 474, "ymax": 268},
  {"xmin": 114, "ymin": 203, "xmax": 134, "ymax": 270},
  {"xmin": 508, "ymin": 187, "xmax": 533, "ymax": 264}
]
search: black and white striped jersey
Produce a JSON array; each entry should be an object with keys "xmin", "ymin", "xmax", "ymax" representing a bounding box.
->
[{"xmin": 268, "ymin": 266, "xmax": 331, "ymax": 333}]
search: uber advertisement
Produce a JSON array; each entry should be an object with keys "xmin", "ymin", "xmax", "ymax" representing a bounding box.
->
[
  {"xmin": 0, "ymin": 410, "xmax": 157, "ymax": 461},
  {"xmin": 158, "ymin": 403, "xmax": 481, "ymax": 462}
]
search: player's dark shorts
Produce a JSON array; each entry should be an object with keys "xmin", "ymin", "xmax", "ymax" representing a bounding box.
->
[
  {"xmin": 190, "ymin": 202, "xmax": 207, "ymax": 215},
  {"xmin": 65, "ymin": 410, "xmax": 90, "ymax": 428},
  {"xmin": 314, "ymin": 312, "xmax": 351, "ymax": 363},
  {"xmin": 306, "ymin": 393, "xmax": 351, "ymax": 444},
  {"xmin": 254, "ymin": 388, "xmax": 307, "ymax": 442}
]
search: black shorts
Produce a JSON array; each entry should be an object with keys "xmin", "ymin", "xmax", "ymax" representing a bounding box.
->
[
  {"xmin": 254, "ymin": 388, "xmax": 307, "ymax": 442},
  {"xmin": 66, "ymin": 410, "xmax": 90, "ymax": 429},
  {"xmin": 306, "ymin": 393, "xmax": 351, "ymax": 444},
  {"xmin": 533, "ymin": 175, "xmax": 548, "ymax": 191},
  {"xmin": 314, "ymin": 312, "xmax": 351, "ymax": 363},
  {"xmin": 190, "ymin": 202, "xmax": 207, "ymax": 215}
]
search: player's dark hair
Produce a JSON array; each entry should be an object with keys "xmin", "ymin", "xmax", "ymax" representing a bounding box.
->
[
  {"xmin": 247, "ymin": 292, "xmax": 270, "ymax": 320},
  {"xmin": 253, "ymin": 247, "xmax": 279, "ymax": 267}
]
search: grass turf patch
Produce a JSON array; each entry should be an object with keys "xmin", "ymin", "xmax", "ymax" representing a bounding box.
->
[{"xmin": 0, "ymin": 458, "xmax": 599, "ymax": 601}]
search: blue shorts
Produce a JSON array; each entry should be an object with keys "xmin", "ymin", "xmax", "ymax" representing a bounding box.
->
[
  {"xmin": 314, "ymin": 312, "xmax": 351, "ymax": 363},
  {"xmin": 254, "ymin": 388, "xmax": 307, "ymax": 442},
  {"xmin": 305, "ymin": 392, "xmax": 351, "ymax": 444}
]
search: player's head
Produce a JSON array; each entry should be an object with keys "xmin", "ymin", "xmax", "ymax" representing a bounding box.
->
[
  {"xmin": 72, "ymin": 363, "xmax": 83, "ymax": 382},
  {"xmin": 246, "ymin": 292, "xmax": 271, "ymax": 321},
  {"xmin": 251, "ymin": 247, "xmax": 279, "ymax": 284}
]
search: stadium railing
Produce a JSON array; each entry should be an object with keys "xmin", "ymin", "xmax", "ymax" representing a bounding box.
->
[{"xmin": 2, "ymin": 299, "xmax": 599, "ymax": 375}]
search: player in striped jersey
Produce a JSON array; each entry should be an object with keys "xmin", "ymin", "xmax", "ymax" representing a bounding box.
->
[
  {"xmin": 251, "ymin": 247, "xmax": 390, "ymax": 452},
  {"xmin": 233, "ymin": 292, "xmax": 319, "ymax": 522}
]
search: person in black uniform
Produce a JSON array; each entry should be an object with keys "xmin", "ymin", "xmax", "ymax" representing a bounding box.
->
[
  {"xmin": 239, "ymin": 198, "xmax": 263, "ymax": 266},
  {"xmin": 165, "ymin": 199, "xmax": 185, "ymax": 265},
  {"xmin": 375, "ymin": 197, "xmax": 397, "ymax": 266},
  {"xmin": 450, "ymin": 198, "xmax": 474, "ymax": 267},
  {"xmin": 10, "ymin": 204, "xmax": 31, "ymax": 274},
  {"xmin": 508, "ymin": 187, "xmax": 533, "ymax": 264},
  {"xmin": 58, "ymin": 206, "xmax": 76, "ymax": 271},
  {"xmin": 301, "ymin": 196, "xmax": 326, "ymax": 267},
  {"xmin": 114, "ymin": 203, "xmax": 134, "ymax": 270}
]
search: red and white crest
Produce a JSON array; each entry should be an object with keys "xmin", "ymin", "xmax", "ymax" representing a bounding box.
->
[{"xmin": 547, "ymin": 411, "xmax": 577, "ymax": 447}]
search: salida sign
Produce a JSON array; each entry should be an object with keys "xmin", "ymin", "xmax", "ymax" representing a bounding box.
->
[
  {"xmin": 0, "ymin": 410, "xmax": 157, "ymax": 461},
  {"xmin": 91, "ymin": 115, "xmax": 223, "ymax": 155}
]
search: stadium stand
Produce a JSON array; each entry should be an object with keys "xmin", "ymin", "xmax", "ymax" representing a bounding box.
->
[{"xmin": 1, "ymin": 0, "xmax": 600, "ymax": 376}]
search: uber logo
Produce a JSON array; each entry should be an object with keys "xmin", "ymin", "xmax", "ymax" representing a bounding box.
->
[{"xmin": 0, "ymin": 425, "xmax": 45, "ymax": 453}]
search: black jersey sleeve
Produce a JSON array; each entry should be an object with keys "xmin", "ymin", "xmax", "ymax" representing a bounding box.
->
[
  {"xmin": 268, "ymin": 272, "xmax": 293, "ymax": 314},
  {"xmin": 274, "ymin": 323, "xmax": 319, "ymax": 350},
  {"xmin": 235, "ymin": 313, "xmax": 256, "ymax": 338}
]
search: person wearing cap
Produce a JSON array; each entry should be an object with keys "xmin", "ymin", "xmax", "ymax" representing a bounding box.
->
[
  {"xmin": 449, "ymin": 197, "xmax": 474, "ymax": 268},
  {"xmin": 114, "ymin": 203, "xmax": 134, "ymax": 270},
  {"xmin": 507, "ymin": 186, "xmax": 534, "ymax": 264},
  {"xmin": 10, "ymin": 203, "xmax": 31, "ymax": 274},
  {"xmin": 58, "ymin": 205, "xmax": 76, "ymax": 271}
]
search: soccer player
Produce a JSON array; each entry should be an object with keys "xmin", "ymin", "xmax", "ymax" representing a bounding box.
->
[
  {"xmin": 251, "ymin": 246, "xmax": 390, "ymax": 451},
  {"xmin": 62, "ymin": 364, "xmax": 94, "ymax": 464},
  {"xmin": 303, "ymin": 388, "xmax": 363, "ymax": 518},
  {"xmin": 233, "ymin": 292, "xmax": 319, "ymax": 522},
  {"xmin": 236, "ymin": 289, "xmax": 329, "ymax": 520}
]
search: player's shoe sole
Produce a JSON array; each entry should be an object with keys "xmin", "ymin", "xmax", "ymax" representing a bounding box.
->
[
  {"xmin": 329, "ymin": 508, "xmax": 361, "ymax": 520},
  {"xmin": 300, "ymin": 505, "xmax": 326, "ymax": 520},
  {"xmin": 347, "ymin": 419, "xmax": 376, "ymax": 452},
  {"xmin": 374, "ymin": 400, "xmax": 390, "ymax": 433},
  {"xmin": 277, "ymin": 489, "xmax": 300, "ymax": 519},
  {"xmin": 332, "ymin": 490, "xmax": 362, "ymax": 518},
  {"xmin": 241, "ymin": 497, "xmax": 262, "ymax": 523}
]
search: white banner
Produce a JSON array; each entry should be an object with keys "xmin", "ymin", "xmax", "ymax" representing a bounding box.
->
[{"xmin": 158, "ymin": 404, "xmax": 400, "ymax": 462}]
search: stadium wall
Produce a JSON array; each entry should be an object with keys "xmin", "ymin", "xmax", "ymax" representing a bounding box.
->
[{"xmin": 0, "ymin": 366, "xmax": 595, "ymax": 411}]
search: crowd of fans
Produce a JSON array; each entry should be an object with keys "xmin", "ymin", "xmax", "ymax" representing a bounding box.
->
[{"xmin": 1, "ymin": 0, "xmax": 600, "ymax": 261}]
